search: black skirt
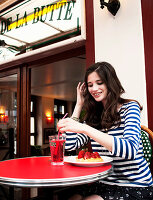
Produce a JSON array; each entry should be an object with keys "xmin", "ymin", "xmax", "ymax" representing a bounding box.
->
[{"xmin": 75, "ymin": 182, "xmax": 153, "ymax": 200}]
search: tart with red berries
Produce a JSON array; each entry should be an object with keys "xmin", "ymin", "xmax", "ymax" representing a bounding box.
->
[{"xmin": 76, "ymin": 150, "xmax": 103, "ymax": 162}]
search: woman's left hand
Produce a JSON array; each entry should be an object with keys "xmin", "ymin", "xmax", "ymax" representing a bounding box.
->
[{"xmin": 57, "ymin": 118, "xmax": 84, "ymax": 134}]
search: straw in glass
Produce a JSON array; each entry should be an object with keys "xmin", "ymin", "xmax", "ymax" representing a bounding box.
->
[{"xmin": 58, "ymin": 113, "xmax": 68, "ymax": 138}]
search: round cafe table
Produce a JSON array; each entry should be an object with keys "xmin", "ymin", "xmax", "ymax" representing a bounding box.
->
[{"xmin": 0, "ymin": 156, "xmax": 112, "ymax": 187}]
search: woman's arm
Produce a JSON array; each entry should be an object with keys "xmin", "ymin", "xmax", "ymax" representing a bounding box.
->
[
  {"xmin": 57, "ymin": 118, "xmax": 114, "ymax": 152},
  {"xmin": 111, "ymin": 102, "xmax": 141, "ymax": 159},
  {"xmin": 65, "ymin": 132, "xmax": 89, "ymax": 151},
  {"xmin": 64, "ymin": 82, "xmax": 89, "ymax": 151},
  {"xmin": 58, "ymin": 102, "xmax": 141, "ymax": 156}
]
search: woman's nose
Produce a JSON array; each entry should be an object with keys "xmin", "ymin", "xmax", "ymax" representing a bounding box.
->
[{"xmin": 92, "ymin": 84, "xmax": 98, "ymax": 90}]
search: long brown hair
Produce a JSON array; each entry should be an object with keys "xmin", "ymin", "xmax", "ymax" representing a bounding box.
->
[{"xmin": 82, "ymin": 62, "xmax": 142, "ymax": 130}]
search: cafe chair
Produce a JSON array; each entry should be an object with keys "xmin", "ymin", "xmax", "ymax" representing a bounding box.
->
[{"xmin": 141, "ymin": 125, "xmax": 153, "ymax": 174}]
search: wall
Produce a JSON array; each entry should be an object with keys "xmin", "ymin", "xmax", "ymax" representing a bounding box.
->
[
  {"xmin": 93, "ymin": 0, "xmax": 147, "ymax": 125},
  {"xmin": 42, "ymin": 97, "xmax": 54, "ymax": 130}
]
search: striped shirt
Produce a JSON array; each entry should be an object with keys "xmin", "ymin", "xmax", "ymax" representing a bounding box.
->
[{"xmin": 65, "ymin": 101, "xmax": 153, "ymax": 187}]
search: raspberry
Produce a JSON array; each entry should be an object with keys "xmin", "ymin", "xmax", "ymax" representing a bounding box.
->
[
  {"xmin": 84, "ymin": 152, "xmax": 92, "ymax": 159},
  {"xmin": 78, "ymin": 150, "xmax": 85, "ymax": 159},
  {"xmin": 93, "ymin": 152, "xmax": 101, "ymax": 158},
  {"xmin": 91, "ymin": 153, "xmax": 97, "ymax": 158},
  {"xmin": 78, "ymin": 151, "xmax": 101, "ymax": 160}
]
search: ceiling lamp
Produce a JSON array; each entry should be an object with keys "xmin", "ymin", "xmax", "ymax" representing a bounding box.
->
[{"xmin": 100, "ymin": 0, "xmax": 120, "ymax": 16}]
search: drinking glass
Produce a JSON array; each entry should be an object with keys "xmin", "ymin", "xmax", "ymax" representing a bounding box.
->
[{"xmin": 49, "ymin": 135, "xmax": 66, "ymax": 165}]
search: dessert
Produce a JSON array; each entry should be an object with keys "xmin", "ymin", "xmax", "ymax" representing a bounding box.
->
[{"xmin": 76, "ymin": 150, "xmax": 103, "ymax": 162}]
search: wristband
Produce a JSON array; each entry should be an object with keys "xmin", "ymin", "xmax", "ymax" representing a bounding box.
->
[{"xmin": 71, "ymin": 117, "xmax": 80, "ymax": 122}]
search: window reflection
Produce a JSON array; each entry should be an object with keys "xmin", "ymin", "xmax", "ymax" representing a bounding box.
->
[
  {"xmin": 30, "ymin": 56, "xmax": 85, "ymax": 156},
  {"xmin": 0, "ymin": 74, "xmax": 17, "ymax": 160},
  {"xmin": 30, "ymin": 117, "xmax": 35, "ymax": 134}
]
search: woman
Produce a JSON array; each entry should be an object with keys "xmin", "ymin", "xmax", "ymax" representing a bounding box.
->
[{"xmin": 57, "ymin": 62, "xmax": 153, "ymax": 200}]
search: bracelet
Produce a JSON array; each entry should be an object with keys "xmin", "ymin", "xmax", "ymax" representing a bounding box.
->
[{"xmin": 71, "ymin": 117, "xmax": 80, "ymax": 122}]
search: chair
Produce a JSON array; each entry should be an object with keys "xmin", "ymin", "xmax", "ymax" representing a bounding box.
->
[{"xmin": 141, "ymin": 125, "xmax": 153, "ymax": 175}]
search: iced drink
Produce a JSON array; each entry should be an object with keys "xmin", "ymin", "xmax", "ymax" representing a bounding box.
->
[{"xmin": 49, "ymin": 135, "xmax": 66, "ymax": 165}]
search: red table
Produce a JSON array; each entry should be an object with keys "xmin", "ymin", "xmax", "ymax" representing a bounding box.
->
[{"xmin": 0, "ymin": 156, "xmax": 112, "ymax": 187}]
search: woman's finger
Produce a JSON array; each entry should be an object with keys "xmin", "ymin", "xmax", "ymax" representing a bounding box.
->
[
  {"xmin": 80, "ymin": 82, "xmax": 86, "ymax": 92},
  {"xmin": 58, "ymin": 128, "xmax": 65, "ymax": 134},
  {"xmin": 77, "ymin": 82, "xmax": 81, "ymax": 90},
  {"xmin": 57, "ymin": 118, "xmax": 69, "ymax": 130}
]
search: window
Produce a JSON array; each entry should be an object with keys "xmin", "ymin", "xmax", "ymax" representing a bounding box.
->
[
  {"xmin": 30, "ymin": 117, "xmax": 35, "ymax": 133},
  {"xmin": 30, "ymin": 96, "xmax": 36, "ymax": 145}
]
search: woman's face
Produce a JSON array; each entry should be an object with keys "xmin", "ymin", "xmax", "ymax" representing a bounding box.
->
[{"xmin": 87, "ymin": 71, "xmax": 108, "ymax": 106}]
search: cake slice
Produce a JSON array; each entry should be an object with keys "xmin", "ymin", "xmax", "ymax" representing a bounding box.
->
[{"xmin": 76, "ymin": 150, "xmax": 103, "ymax": 162}]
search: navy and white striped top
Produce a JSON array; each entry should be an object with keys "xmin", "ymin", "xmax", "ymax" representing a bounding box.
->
[{"xmin": 65, "ymin": 101, "xmax": 153, "ymax": 187}]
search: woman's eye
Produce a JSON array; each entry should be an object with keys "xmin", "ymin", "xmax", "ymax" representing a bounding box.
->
[
  {"xmin": 88, "ymin": 84, "xmax": 92, "ymax": 87},
  {"xmin": 97, "ymin": 82, "xmax": 103, "ymax": 85}
]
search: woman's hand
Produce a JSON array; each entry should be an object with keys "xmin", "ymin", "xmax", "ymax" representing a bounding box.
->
[
  {"xmin": 76, "ymin": 82, "xmax": 86, "ymax": 106},
  {"xmin": 57, "ymin": 118, "xmax": 84, "ymax": 134},
  {"xmin": 71, "ymin": 82, "xmax": 86, "ymax": 119}
]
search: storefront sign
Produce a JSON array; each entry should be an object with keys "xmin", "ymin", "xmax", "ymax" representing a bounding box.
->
[
  {"xmin": 0, "ymin": 0, "xmax": 76, "ymax": 35},
  {"xmin": 0, "ymin": 0, "xmax": 82, "ymax": 61}
]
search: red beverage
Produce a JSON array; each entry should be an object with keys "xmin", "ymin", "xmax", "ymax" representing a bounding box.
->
[{"xmin": 49, "ymin": 135, "xmax": 66, "ymax": 165}]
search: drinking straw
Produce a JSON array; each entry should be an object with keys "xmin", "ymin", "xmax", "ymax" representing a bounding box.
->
[
  {"xmin": 58, "ymin": 113, "xmax": 68, "ymax": 138},
  {"xmin": 55, "ymin": 113, "xmax": 68, "ymax": 156},
  {"xmin": 63, "ymin": 112, "xmax": 68, "ymax": 119}
]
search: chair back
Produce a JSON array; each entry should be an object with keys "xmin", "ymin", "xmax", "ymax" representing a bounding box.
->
[{"xmin": 141, "ymin": 125, "xmax": 153, "ymax": 175}]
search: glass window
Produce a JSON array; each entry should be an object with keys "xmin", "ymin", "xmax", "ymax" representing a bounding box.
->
[
  {"xmin": 30, "ymin": 57, "xmax": 85, "ymax": 153},
  {"xmin": 59, "ymin": 105, "xmax": 65, "ymax": 114},
  {"xmin": 30, "ymin": 136, "xmax": 35, "ymax": 146},
  {"xmin": 54, "ymin": 105, "xmax": 57, "ymax": 113},
  {"xmin": 30, "ymin": 117, "xmax": 35, "ymax": 133},
  {"xmin": 30, "ymin": 97, "xmax": 36, "ymax": 148},
  {"xmin": 31, "ymin": 101, "xmax": 33, "ymax": 112},
  {"xmin": 0, "ymin": 74, "xmax": 17, "ymax": 160},
  {"xmin": 62, "ymin": 105, "xmax": 65, "ymax": 114}
]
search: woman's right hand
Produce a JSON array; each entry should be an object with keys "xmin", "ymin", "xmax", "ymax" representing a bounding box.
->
[{"xmin": 76, "ymin": 82, "xmax": 86, "ymax": 106}]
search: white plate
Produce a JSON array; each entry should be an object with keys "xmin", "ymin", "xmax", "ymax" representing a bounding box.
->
[{"xmin": 64, "ymin": 156, "xmax": 113, "ymax": 167}]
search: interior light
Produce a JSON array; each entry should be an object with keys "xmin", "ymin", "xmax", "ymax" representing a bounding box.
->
[
  {"xmin": 0, "ymin": 106, "xmax": 8, "ymax": 123},
  {"xmin": 46, "ymin": 112, "xmax": 53, "ymax": 123}
]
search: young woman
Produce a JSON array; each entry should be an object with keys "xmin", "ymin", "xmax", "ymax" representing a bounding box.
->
[{"xmin": 57, "ymin": 62, "xmax": 153, "ymax": 200}]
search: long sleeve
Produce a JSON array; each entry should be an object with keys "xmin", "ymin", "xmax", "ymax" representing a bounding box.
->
[
  {"xmin": 97, "ymin": 101, "xmax": 152, "ymax": 187},
  {"xmin": 111, "ymin": 102, "xmax": 141, "ymax": 160},
  {"xmin": 65, "ymin": 132, "xmax": 89, "ymax": 151}
]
